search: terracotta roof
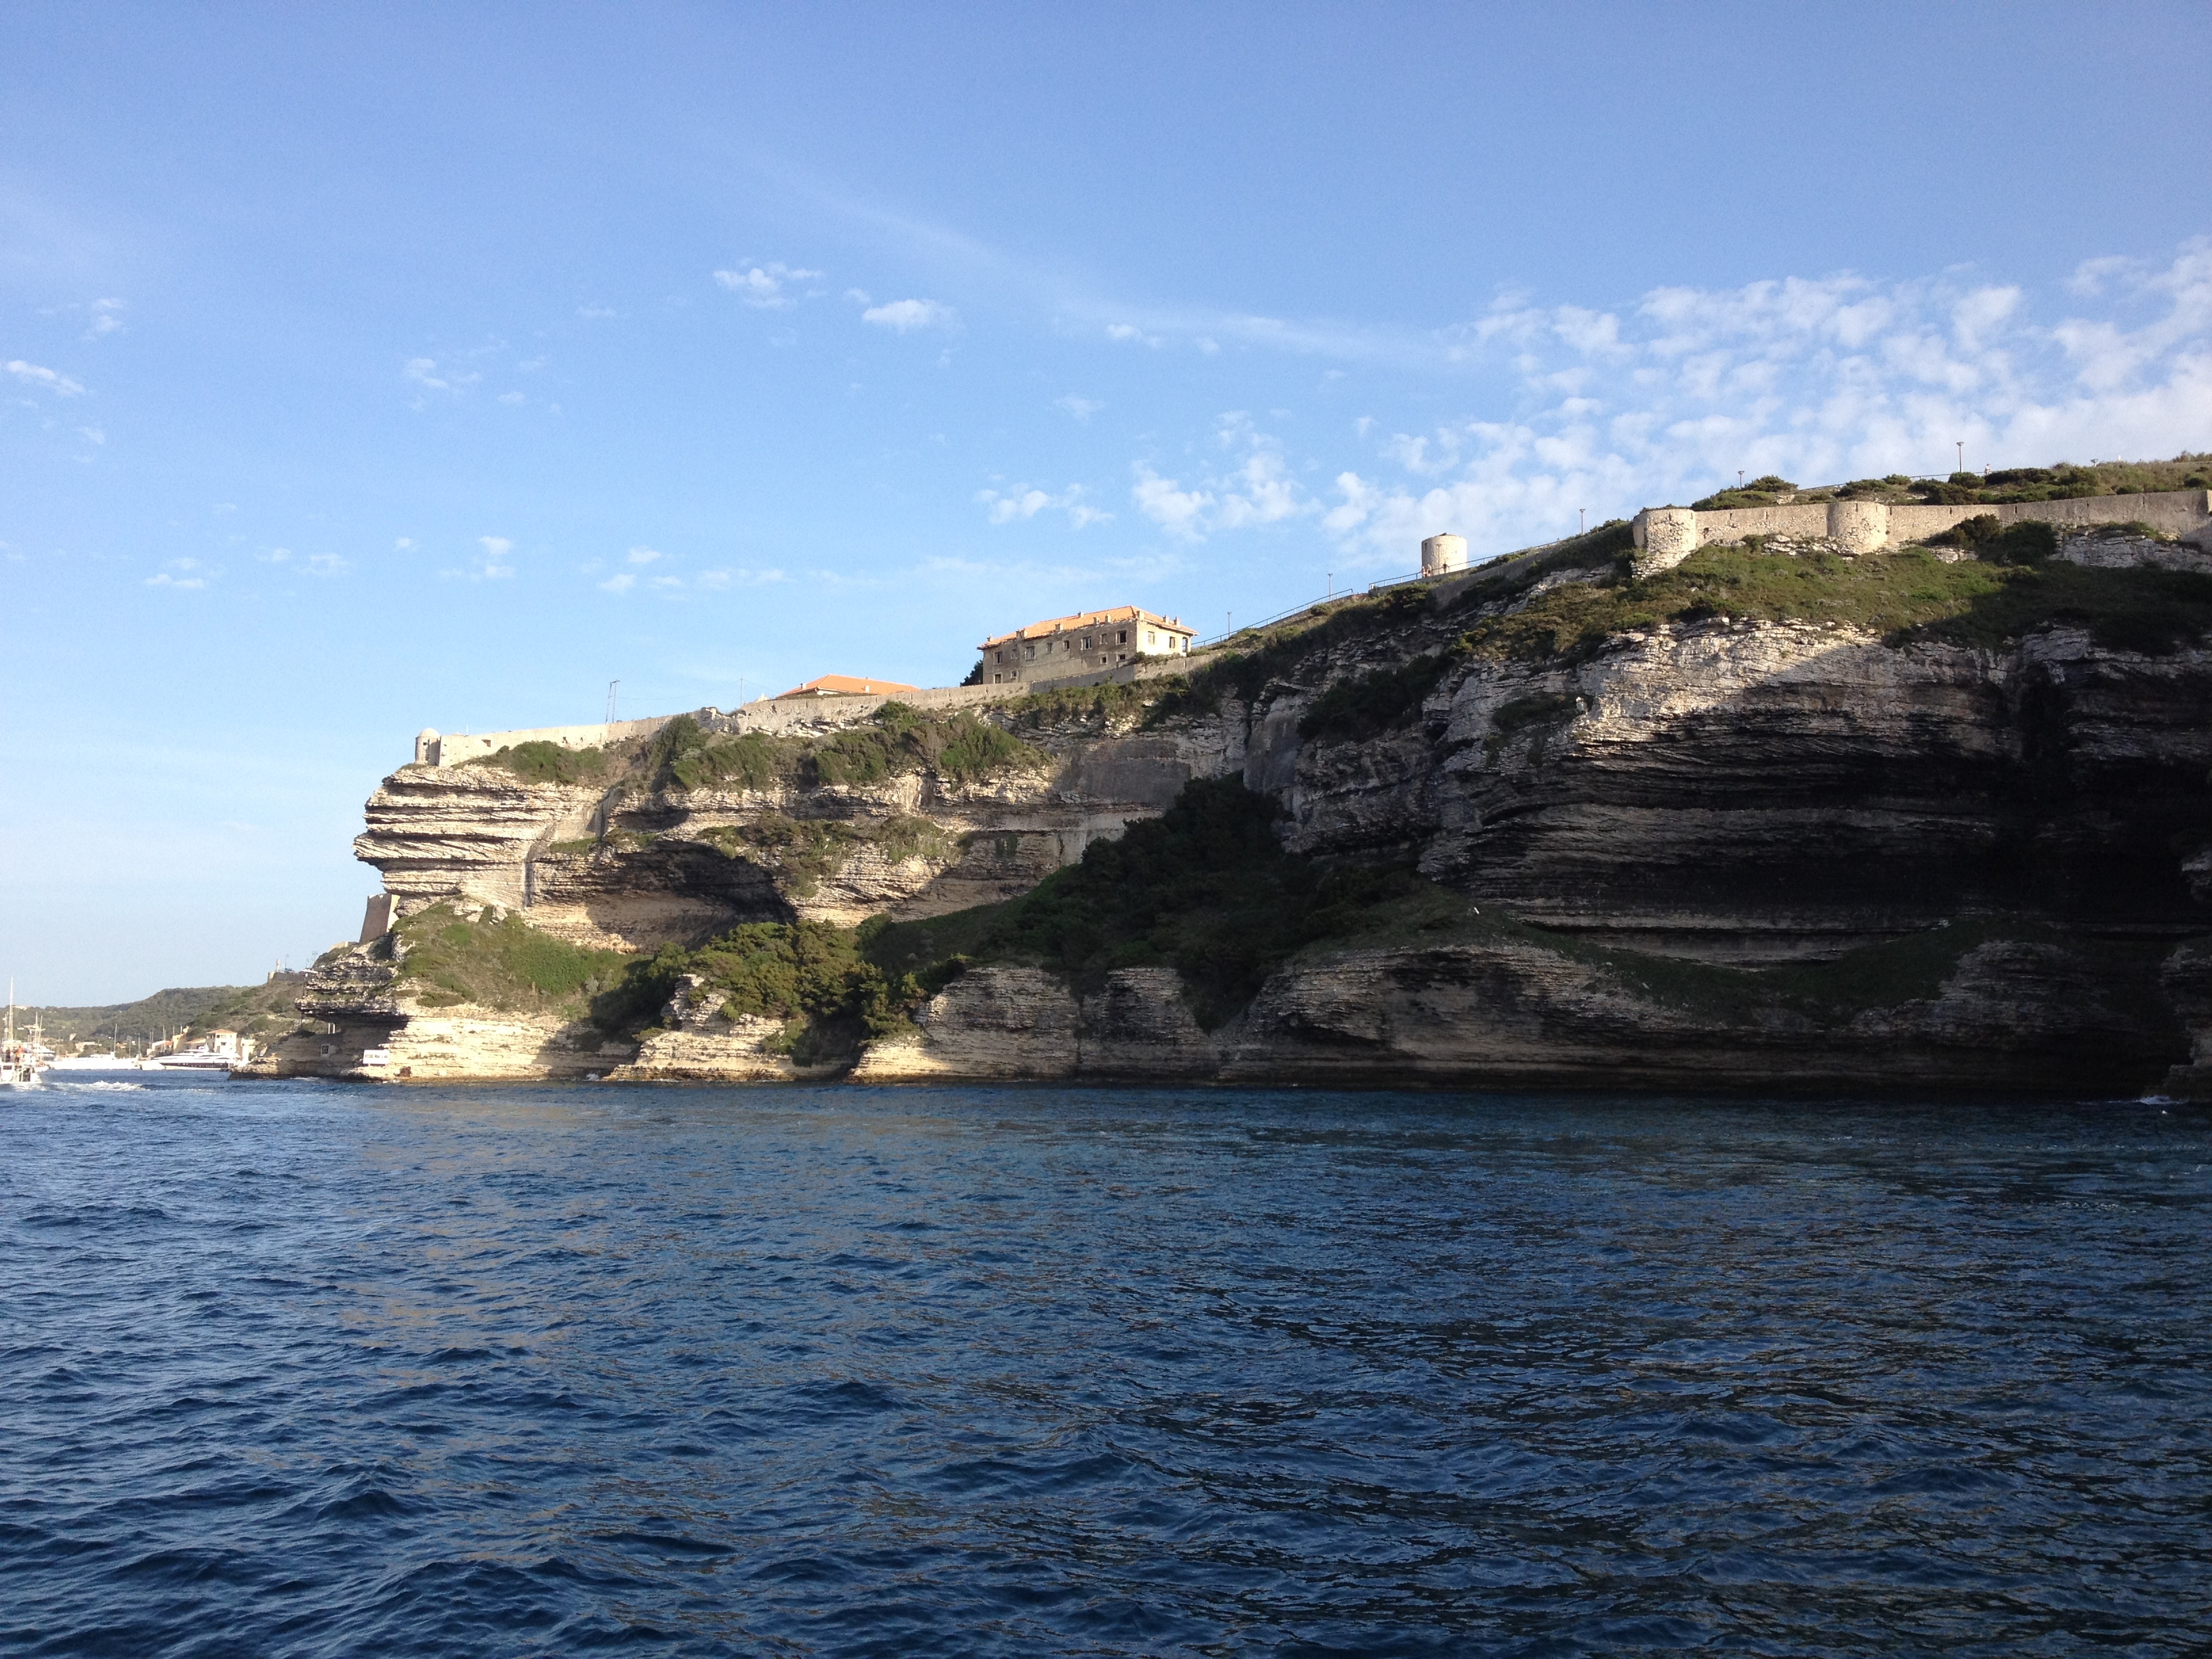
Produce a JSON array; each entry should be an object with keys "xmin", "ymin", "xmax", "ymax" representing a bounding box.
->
[
  {"xmin": 977, "ymin": 606, "xmax": 1191, "ymax": 650},
  {"xmin": 772, "ymin": 674, "xmax": 921, "ymax": 699}
]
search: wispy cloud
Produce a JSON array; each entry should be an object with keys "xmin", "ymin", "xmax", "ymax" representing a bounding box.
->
[
  {"xmin": 695, "ymin": 567, "xmax": 785, "ymax": 589},
  {"xmin": 6, "ymin": 359, "xmax": 84, "ymax": 395},
  {"xmin": 1054, "ymin": 394, "xmax": 1104, "ymax": 422},
  {"xmin": 144, "ymin": 558, "xmax": 207, "ymax": 590},
  {"xmin": 85, "ymin": 298, "xmax": 124, "ymax": 338},
  {"xmin": 1130, "ymin": 415, "xmax": 1316, "ymax": 540},
  {"xmin": 403, "ymin": 356, "xmax": 479, "ymax": 396},
  {"xmin": 441, "ymin": 535, "xmax": 515, "ymax": 580},
  {"xmin": 861, "ymin": 298, "xmax": 958, "ymax": 333},
  {"xmin": 626, "ymin": 546, "xmax": 663, "ymax": 566},
  {"xmin": 975, "ymin": 483, "xmax": 1112, "ymax": 529},
  {"xmin": 598, "ymin": 573, "xmax": 636, "ymax": 594},
  {"xmin": 714, "ymin": 261, "xmax": 824, "ymax": 308}
]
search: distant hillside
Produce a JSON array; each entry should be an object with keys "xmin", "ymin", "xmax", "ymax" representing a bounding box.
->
[{"xmin": 20, "ymin": 975, "xmax": 312, "ymax": 1050}]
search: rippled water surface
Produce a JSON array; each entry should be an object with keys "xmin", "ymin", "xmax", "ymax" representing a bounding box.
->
[{"xmin": 3, "ymin": 1078, "xmax": 2208, "ymax": 1656}]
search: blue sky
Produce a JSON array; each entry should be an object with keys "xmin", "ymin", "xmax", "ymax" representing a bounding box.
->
[{"xmin": 5, "ymin": 1, "xmax": 2209, "ymax": 1002}]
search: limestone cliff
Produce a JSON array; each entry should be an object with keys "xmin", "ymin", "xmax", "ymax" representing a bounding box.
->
[{"xmin": 258, "ymin": 519, "xmax": 2212, "ymax": 1096}]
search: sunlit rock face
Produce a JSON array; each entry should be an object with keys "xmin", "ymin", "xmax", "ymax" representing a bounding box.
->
[{"xmin": 305, "ymin": 536, "xmax": 2212, "ymax": 1092}]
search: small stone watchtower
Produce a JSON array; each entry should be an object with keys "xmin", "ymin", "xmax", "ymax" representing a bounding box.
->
[
  {"xmin": 1421, "ymin": 533, "xmax": 1467, "ymax": 576},
  {"xmin": 413, "ymin": 729, "xmax": 442, "ymax": 766}
]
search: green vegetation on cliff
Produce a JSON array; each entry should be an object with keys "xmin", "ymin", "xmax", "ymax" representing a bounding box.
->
[
  {"xmin": 591, "ymin": 918, "xmax": 930, "ymax": 1062},
  {"xmin": 1465, "ymin": 544, "xmax": 2212, "ymax": 662},
  {"xmin": 393, "ymin": 905, "xmax": 631, "ymax": 1014},
  {"xmin": 1691, "ymin": 454, "xmax": 2211, "ymax": 511},
  {"xmin": 653, "ymin": 705, "xmax": 1049, "ymax": 794},
  {"xmin": 461, "ymin": 741, "xmax": 611, "ymax": 785},
  {"xmin": 861, "ymin": 778, "xmax": 1423, "ymax": 1029}
]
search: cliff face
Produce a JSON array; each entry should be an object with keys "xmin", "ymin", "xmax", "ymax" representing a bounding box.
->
[
  {"xmin": 356, "ymin": 715, "xmax": 1234, "ymax": 947},
  {"xmin": 1286, "ymin": 621, "xmax": 2212, "ymax": 963},
  {"xmin": 274, "ymin": 529, "xmax": 2212, "ymax": 1095}
]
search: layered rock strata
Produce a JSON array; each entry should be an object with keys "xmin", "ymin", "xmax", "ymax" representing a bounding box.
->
[{"xmin": 262, "ymin": 529, "xmax": 2212, "ymax": 1094}]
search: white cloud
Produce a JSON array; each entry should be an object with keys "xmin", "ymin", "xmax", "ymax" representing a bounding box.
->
[
  {"xmin": 575, "ymin": 304, "xmax": 618, "ymax": 320},
  {"xmin": 6, "ymin": 359, "xmax": 84, "ymax": 395},
  {"xmin": 1132, "ymin": 466, "xmax": 1214, "ymax": 539},
  {"xmin": 403, "ymin": 356, "xmax": 478, "ymax": 395},
  {"xmin": 861, "ymin": 298, "xmax": 957, "ymax": 333},
  {"xmin": 304, "ymin": 554, "xmax": 348, "ymax": 577},
  {"xmin": 498, "ymin": 390, "xmax": 526, "ymax": 405},
  {"xmin": 598, "ymin": 573, "xmax": 635, "ymax": 594},
  {"xmin": 77, "ymin": 425, "xmax": 104, "ymax": 445},
  {"xmin": 1054, "ymin": 394, "xmax": 1104, "ymax": 421},
  {"xmin": 695, "ymin": 567, "xmax": 785, "ymax": 589},
  {"xmin": 626, "ymin": 546, "xmax": 663, "ymax": 566},
  {"xmin": 441, "ymin": 534, "xmax": 515, "ymax": 580},
  {"xmin": 714, "ymin": 262, "xmax": 823, "ymax": 308},
  {"xmin": 1127, "ymin": 417, "xmax": 1318, "ymax": 539},
  {"xmin": 144, "ymin": 558, "xmax": 207, "ymax": 590},
  {"xmin": 975, "ymin": 483, "xmax": 1112, "ymax": 529},
  {"xmin": 85, "ymin": 298, "xmax": 125, "ymax": 338},
  {"xmin": 394, "ymin": 536, "xmax": 413, "ymax": 550}
]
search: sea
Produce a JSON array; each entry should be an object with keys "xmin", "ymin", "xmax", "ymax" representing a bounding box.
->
[{"xmin": 1, "ymin": 1074, "xmax": 2206, "ymax": 1657}]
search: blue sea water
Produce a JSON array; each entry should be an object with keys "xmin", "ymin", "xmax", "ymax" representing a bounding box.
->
[{"xmin": 1, "ymin": 1076, "xmax": 2207, "ymax": 1658}]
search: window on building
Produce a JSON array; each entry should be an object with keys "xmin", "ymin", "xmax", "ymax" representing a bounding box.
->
[{"xmin": 1118, "ymin": 630, "xmax": 1128, "ymax": 643}]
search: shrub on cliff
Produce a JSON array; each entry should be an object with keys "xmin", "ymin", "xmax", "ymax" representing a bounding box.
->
[
  {"xmin": 1925, "ymin": 515, "xmax": 2056, "ymax": 565},
  {"xmin": 1298, "ymin": 649, "xmax": 1463, "ymax": 741},
  {"xmin": 464, "ymin": 740, "xmax": 610, "ymax": 785},
  {"xmin": 805, "ymin": 703, "xmax": 1048, "ymax": 787},
  {"xmin": 981, "ymin": 777, "xmax": 1420, "ymax": 1027},
  {"xmin": 1460, "ymin": 543, "xmax": 2212, "ymax": 661},
  {"xmin": 394, "ymin": 905, "xmax": 632, "ymax": 1013},
  {"xmin": 590, "ymin": 918, "xmax": 923, "ymax": 1057}
]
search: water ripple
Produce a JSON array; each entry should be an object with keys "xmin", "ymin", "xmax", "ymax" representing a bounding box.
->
[{"xmin": 1, "ymin": 1078, "xmax": 2207, "ymax": 1656}]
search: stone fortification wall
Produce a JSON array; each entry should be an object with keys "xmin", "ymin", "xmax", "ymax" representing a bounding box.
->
[
  {"xmin": 1632, "ymin": 488, "xmax": 2212, "ymax": 573},
  {"xmin": 415, "ymin": 650, "xmax": 1219, "ymax": 764},
  {"xmin": 428, "ymin": 715, "xmax": 677, "ymax": 767}
]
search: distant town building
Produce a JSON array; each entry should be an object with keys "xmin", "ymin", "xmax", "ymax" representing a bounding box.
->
[
  {"xmin": 773, "ymin": 674, "xmax": 922, "ymax": 699},
  {"xmin": 974, "ymin": 606, "xmax": 1195, "ymax": 687}
]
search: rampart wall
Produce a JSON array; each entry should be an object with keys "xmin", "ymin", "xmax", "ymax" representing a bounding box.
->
[{"xmin": 1632, "ymin": 488, "xmax": 2212, "ymax": 571}]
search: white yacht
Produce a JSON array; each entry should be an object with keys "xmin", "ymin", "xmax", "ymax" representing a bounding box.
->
[{"xmin": 2, "ymin": 989, "xmax": 45, "ymax": 1090}]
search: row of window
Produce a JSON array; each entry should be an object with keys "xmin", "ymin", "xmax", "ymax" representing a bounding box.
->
[{"xmin": 990, "ymin": 626, "xmax": 1185, "ymax": 666}]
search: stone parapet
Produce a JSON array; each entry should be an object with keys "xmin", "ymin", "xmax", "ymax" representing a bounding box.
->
[{"xmin": 1637, "ymin": 488, "xmax": 2212, "ymax": 571}]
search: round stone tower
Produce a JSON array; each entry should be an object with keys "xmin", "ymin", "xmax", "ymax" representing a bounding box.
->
[
  {"xmin": 413, "ymin": 728, "xmax": 442, "ymax": 767},
  {"xmin": 1420, "ymin": 533, "xmax": 1468, "ymax": 576}
]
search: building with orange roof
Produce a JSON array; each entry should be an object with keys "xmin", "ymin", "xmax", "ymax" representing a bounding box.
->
[
  {"xmin": 972, "ymin": 605, "xmax": 1193, "ymax": 687},
  {"xmin": 772, "ymin": 674, "xmax": 922, "ymax": 700}
]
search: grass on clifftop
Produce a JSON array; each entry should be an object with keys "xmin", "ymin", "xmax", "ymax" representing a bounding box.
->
[
  {"xmin": 394, "ymin": 905, "xmax": 632, "ymax": 1015},
  {"xmin": 461, "ymin": 741, "xmax": 612, "ymax": 785},
  {"xmin": 1470, "ymin": 544, "xmax": 2212, "ymax": 661},
  {"xmin": 655, "ymin": 705, "xmax": 1049, "ymax": 793}
]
